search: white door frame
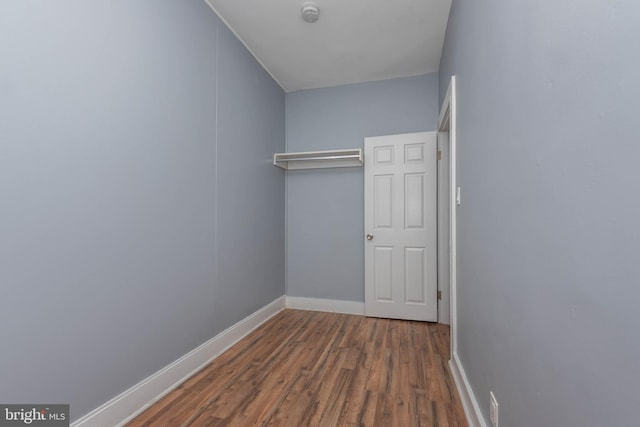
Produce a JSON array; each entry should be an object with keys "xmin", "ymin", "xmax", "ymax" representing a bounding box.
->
[{"xmin": 438, "ymin": 76, "xmax": 458, "ymax": 355}]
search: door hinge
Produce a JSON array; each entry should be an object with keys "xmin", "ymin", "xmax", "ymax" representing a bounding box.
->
[
  {"xmin": 437, "ymin": 150, "xmax": 442, "ymax": 161},
  {"xmin": 437, "ymin": 291, "xmax": 442, "ymax": 300}
]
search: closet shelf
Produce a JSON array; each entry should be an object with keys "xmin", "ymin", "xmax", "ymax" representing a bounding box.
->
[{"xmin": 273, "ymin": 149, "xmax": 363, "ymax": 170}]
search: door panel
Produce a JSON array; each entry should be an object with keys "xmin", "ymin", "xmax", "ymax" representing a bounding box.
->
[
  {"xmin": 374, "ymin": 247, "xmax": 394, "ymax": 301},
  {"xmin": 404, "ymin": 143, "xmax": 425, "ymax": 163},
  {"xmin": 374, "ymin": 175, "xmax": 394, "ymax": 229},
  {"xmin": 374, "ymin": 145, "xmax": 395, "ymax": 165},
  {"xmin": 405, "ymin": 173, "xmax": 425, "ymax": 229},
  {"xmin": 405, "ymin": 247, "xmax": 426, "ymax": 304},
  {"xmin": 364, "ymin": 132, "xmax": 437, "ymax": 321}
]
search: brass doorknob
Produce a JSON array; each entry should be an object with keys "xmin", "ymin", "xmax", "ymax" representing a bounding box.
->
[{"xmin": 366, "ymin": 234, "xmax": 374, "ymax": 241}]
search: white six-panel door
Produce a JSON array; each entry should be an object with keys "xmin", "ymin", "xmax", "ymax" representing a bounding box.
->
[{"xmin": 364, "ymin": 132, "xmax": 437, "ymax": 321}]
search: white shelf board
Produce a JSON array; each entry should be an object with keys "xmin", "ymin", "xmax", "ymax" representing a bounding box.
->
[{"xmin": 273, "ymin": 149, "xmax": 363, "ymax": 170}]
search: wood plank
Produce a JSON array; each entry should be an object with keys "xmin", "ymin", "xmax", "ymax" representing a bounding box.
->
[
  {"xmin": 337, "ymin": 350, "xmax": 372, "ymax": 424},
  {"xmin": 127, "ymin": 310, "xmax": 467, "ymax": 427},
  {"xmin": 129, "ymin": 311, "xmax": 304, "ymax": 426},
  {"xmin": 353, "ymin": 389, "xmax": 378, "ymax": 427},
  {"xmin": 263, "ymin": 372, "xmax": 317, "ymax": 427}
]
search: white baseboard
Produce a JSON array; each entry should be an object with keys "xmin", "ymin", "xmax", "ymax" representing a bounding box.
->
[
  {"xmin": 72, "ymin": 295, "xmax": 286, "ymax": 427},
  {"xmin": 449, "ymin": 352, "xmax": 487, "ymax": 427},
  {"xmin": 285, "ymin": 296, "xmax": 365, "ymax": 315}
]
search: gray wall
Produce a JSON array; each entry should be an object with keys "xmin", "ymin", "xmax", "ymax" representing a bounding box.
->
[
  {"xmin": 286, "ymin": 74, "xmax": 439, "ymax": 301},
  {"xmin": 0, "ymin": 0, "xmax": 284, "ymax": 421},
  {"xmin": 440, "ymin": 1, "xmax": 640, "ymax": 426},
  {"xmin": 214, "ymin": 23, "xmax": 286, "ymax": 327}
]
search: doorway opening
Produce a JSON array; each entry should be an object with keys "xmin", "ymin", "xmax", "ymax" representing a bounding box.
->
[{"xmin": 437, "ymin": 76, "xmax": 458, "ymax": 354}]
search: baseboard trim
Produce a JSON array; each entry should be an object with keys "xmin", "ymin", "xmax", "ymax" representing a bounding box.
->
[
  {"xmin": 285, "ymin": 296, "xmax": 364, "ymax": 315},
  {"xmin": 72, "ymin": 295, "xmax": 286, "ymax": 427},
  {"xmin": 449, "ymin": 352, "xmax": 487, "ymax": 427}
]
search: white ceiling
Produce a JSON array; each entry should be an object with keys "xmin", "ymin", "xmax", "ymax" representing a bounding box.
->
[{"xmin": 205, "ymin": 0, "xmax": 452, "ymax": 92}]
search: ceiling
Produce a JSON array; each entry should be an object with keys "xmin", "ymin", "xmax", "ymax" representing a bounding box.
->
[{"xmin": 205, "ymin": 0, "xmax": 452, "ymax": 92}]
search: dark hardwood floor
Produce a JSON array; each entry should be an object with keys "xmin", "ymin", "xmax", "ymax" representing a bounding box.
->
[{"xmin": 127, "ymin": 309, "xmax": 467, "ymax": 427}]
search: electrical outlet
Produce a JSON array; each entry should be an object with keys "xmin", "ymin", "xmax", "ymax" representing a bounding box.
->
[{"xmin": 489, "ymin": 391, "xmax": 499, "ymax": 427}]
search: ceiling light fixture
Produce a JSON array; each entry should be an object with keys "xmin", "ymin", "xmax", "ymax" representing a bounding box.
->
[{"xmin": 301, "ymin": 2, "xmax": 320, "ymax": 23}]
